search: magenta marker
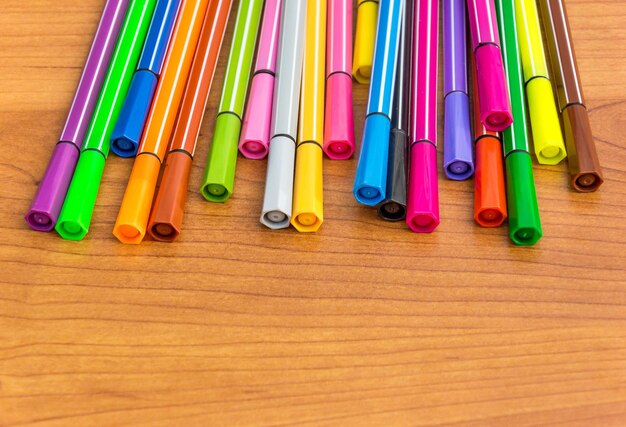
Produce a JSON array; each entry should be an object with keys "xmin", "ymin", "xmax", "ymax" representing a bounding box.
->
[
  {"xmin": 239, "ymin": 0, "xmax": 282, "ymax": 159},
  {"xmin": 407, "ymin": 0, "xmax": 440, "ymax": 233},
  {"xmin": 25, "ymin": 0, "xmax": 129, "ymax": 231},
  {"xmin": 324, "ymin": 0, "xmax": 355, "ymax": 160},
  {"xmin": 467, "ymin": 0, "xmax": 512, "ymax": 131}
]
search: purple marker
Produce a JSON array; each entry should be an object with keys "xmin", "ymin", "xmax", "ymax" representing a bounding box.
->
[
  {"xmin": 443, "ymin": 0, "xmax": 474, "ymax": 180},
  {"xmin": 25, "ymin": 0, "xmax": 129, "ymax": 231}
]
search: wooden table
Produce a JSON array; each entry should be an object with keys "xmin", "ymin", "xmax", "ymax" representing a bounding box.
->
[{"xmin": 1, "ymin": 0, "xmax": 625, "ymax": 425}]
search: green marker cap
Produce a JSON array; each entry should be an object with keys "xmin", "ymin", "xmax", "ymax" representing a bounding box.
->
[
  {"xmin": 200, "ymin": 113, "xmax": 242, "ymax": 202},
  {"xmin": 505, "ymin": 152, "xmax": 542, "ymax": 246},
  {"xmin": 55, "ymin": 150, "xmax": 106, "ymax": 240}
]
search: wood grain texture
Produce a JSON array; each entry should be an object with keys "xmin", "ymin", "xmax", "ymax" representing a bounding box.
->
[{"xmin": 1, "ymin": 0, "xmax": 625, "ymax": 425}]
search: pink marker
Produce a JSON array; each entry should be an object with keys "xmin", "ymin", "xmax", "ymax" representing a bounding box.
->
[
  {"xmin": 406, "ymin": 0, "xmax": 440, "ymax": 233},
  {"xmin": 239, "ymin": 0, "xmax": 282, "ymax": 159},
  {"xmin": 467, "ymin": 0, "xmax": 512, "ymax": 131},
  {"xmin": 324, "ymin": 0, "xmax": 354, "ymax": 160}
]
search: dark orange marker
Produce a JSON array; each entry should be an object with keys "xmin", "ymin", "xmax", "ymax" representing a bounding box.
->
[{"xmin": 472, "ymin": 58, "xmax": 507, "ymax": 227}]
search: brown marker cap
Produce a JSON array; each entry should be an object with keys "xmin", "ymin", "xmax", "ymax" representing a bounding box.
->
[
  {"xmin": 562, "ymin": 104, "xmax": 603, "ymax": 192},
  {"xmin": 147, "ymin": 151, "xmax": 193, "ymax": 242}
]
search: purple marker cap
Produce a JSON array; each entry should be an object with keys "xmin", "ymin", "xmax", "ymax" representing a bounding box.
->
[
  {"xmin": 25, "ymin": 144, "xmax": 79, "ymax": 231},
  {"xmin": 444, "ymin": 92, "xmax": 474, "ymax": 180}
]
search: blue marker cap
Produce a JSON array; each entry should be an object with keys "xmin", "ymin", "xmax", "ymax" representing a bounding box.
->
[
  {"xmin": 443, "ymin": 91, "xmax": 474, "ymax": 180},
  {"xmin": 110, "ymin": 70, "xmax": 158, "ymax": 157},
  {"xmin": 353, "ymin": 113, "xmax": 391, "ymax": 206}
]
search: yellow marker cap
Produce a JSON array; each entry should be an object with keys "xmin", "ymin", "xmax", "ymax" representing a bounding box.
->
[
  {"xmin": 352, "ymin": 0, "xmax": 378, "ymax": 84},
  {"xmin": 526, "ymin": 77, "xmax": 567, "ymax": 165},
  {"xmin": 291, "ymin": 144, "xmax": 323, "ymax": 232},
  {"xmin": 112, "ymin": 154, "xmax": 161, "ymax": 244}
]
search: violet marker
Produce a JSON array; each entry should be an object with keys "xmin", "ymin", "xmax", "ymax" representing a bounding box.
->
[
  {"xmin": 25, "ymin": 0, "xmax": 129, "ymax": 231},
  {"xmin": 443, "ymin": 0, "xmax": 474, "ymax": 180}
]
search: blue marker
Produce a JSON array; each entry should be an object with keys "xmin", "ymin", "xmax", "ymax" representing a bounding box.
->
[
  {"xmin": 110, "ymin": 0, "xmax": 181, "ymax": 157},
  {"xmin": 353, "ymin": 0, "xmax": 403, "ymax": 206}
]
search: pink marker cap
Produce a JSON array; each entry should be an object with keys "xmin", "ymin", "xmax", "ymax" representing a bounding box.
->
[
  {"xmin": 324, "ymin": 73, "xmax": 355, "ymax": 159},
  {"xmin": 475, "ymin": 44, "xmax": 513, "ymax": 131},
  {"xmin": 239, "ymin": 72, "xmax": 275, "ymax": 159},
  {"xmin": 406, "ymin": 142, "xmax": 440, "ymax": 233}
]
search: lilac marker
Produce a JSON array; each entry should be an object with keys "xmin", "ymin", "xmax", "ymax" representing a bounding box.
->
[
  {"xmin": 443, "ymin": 0, "xmax": 474, "ymax": 180},
  {"xmin": 25, "ymin": 0, "xmax": 129, "ymax": 231}
]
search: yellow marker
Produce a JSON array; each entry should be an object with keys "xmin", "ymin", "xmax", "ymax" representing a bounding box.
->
[
  {"xmin": 353, "ymin": 0, "xmax": 378, "ymax": 84},
  {"xmin": 291, "ymin": 0, "xmax": 325, "ymax": 232},
  {"xmin": 515, "ymin": 0, "xmax": 566, "ymax": 165}
]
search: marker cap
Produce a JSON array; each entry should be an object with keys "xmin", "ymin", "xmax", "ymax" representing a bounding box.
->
[
  {"xmin": 260, "ymin": 135, "xmax": 295, "ymax": 229},
  {"xmin": 474, "ymin": 136, "xmax": 507, "ymax": 227},
  {"xmin": 291, "ymin": 143, "xmax": 324, "ymax": 232},
  {"xmin": 377, "ymin": 129, "xmax": 407, "ymax": 222},
  {"xmin": 110, "ymin": 69, "xmax": 158, "ymax": 158},
  {"xmin": 443, "ymin": 91, "xmax": 474, "ymax": 180},
  {"xmin": 406, "ymin": 142, "xmax": 439, "ymax": 233},
  {"xmin": 112, "ymin": 153, "xmax": 161, "ymax": 244},
  {"xmin": 324, "ymin": 73, "xmax": 355, "ymax": 159},
  {"xmin": 474, "ymin": 44, "xmax": 513, "ymax": 131},
  {"xmin": 353, "ymin": 114, "xmax": 390, "ymax": 206},
  {"xmin": 526, "ymin": 77, "xmax": 567, "ymax": 165},
  {"xmin": 147, "ymin": 151, "xmax": 192, "ymax": 242},
  {"xmin": 562, "ymin": 103, "xmax": 603, "ymax": 192},
  {"xmin": 25, "ymin": 143, "xmax": 79, "ymax": 231},
  {"xmin": 505, "ymin": 151, "xmax": 542, "ymax": 246},
  {"xmin": 200, "ymin": 113, "xmax": 242, "ymax": 202},
  {"xmin": 352, "ymin": 0, "xmax": 377, "ymax": 84},
  {"xmin": 239, "ymin": 72, "xmax": 274, "ymax": 159},
  {"xmin": 55, "ymin": 150, "xmax": 105, "ymax": 240}
]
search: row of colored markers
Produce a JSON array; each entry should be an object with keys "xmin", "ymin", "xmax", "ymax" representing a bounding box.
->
[{"xmin": 25, "ymin": 0, "xmax": 602, "ymax": 246}]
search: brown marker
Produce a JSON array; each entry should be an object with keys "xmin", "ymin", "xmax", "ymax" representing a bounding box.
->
[{"xmin": 539, "ymin": 0, "xmax": 603, "ymax": 192}]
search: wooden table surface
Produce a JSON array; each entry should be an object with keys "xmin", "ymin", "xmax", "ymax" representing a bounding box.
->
[{"xmin": 1, "ymin": 0, "xmax": 625, "ymax": 425}]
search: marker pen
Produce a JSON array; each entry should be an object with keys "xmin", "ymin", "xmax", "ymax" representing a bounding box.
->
[
  {"xmin": 443, "ymin": 0, "xmax": 473, "ymax": 180},
  {"xmin": 472, "ymin": 57, "xmax": 507, "ymax": 228},
  {"xmin": 25, "ymin": 0, "xmax": 129, "ymax": 232},
  {"xmin": 147, "ymin": 0, "xmax": 232, "ymax": 242},
  {"xmin": 539, "ymin": 0, "xmax": 603, "ymax": 191},
  {"xmin": 466, "ymin": 0, "xmax": 513, "ymax": 131},
  {"xmin": 406, "ymin": 0, "xmax": 439, "ymax": 233},
  {"xmin": 353, "ymin": 0, "xmax": 379, "ymax": 84},
  {"xmin": 323, "ymin": 0, "xmax": 354, "ymax": 160},
  {"xmin": 353, "ymin": 0, "xmax": 403, "ymax": 207},
  {"xmin": 377, "ymin": 0, "xmax": 411, "ymax": 222},
  {"xmin": 496, "ymin": 0, "xmax": 542, "ymax": 245},
  {"xmin": 54, "ymin": 0, "xmax": 157, "ymax": 240},
  {"xmin": 110, "ymin": 0, "xmax": 182, "ymax": 157},
  {"xmin": 260, "ymin": 0, "xmax": 307, "ymax": 230},
  {"xmin": 239, "ymin": 0, "xmax": 282, "ymax": 160},
  {"xmin": 291, "ymin": 0, "xmax": 326, "ymax": 232},
  {"xmin": 113, "ymin": 0, "xmax": 211, "ymax": 244},
  {"xmin": 200, "ymin": 0, "xmax": 264, "ymax": 203},
  {"xmin": 515, "ymin": 0, "xmax": 566, "ymax": 165}
]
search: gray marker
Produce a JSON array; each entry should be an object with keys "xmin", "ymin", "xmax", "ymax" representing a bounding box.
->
[{"xmin": 260, "ymin": 0, "xmax": 307, "ymax": 229}]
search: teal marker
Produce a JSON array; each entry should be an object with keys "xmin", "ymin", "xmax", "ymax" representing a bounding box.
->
[{"xmin": 55, "ymin": 0, "xmax": 158, "ymax": 240}]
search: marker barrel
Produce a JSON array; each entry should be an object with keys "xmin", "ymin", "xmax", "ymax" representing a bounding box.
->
[
  {"xmin": 353, "ymin": 0, "xmax": 402, "ymax": 206},
  {"xmin": 260, "ymin": 0, "xmax": 307, "ymax": 229},
  {"xmin": 239, "ymin": 0, "xmax": 282, "ymax": 159},
  {"xmin": 353, "ymin": 0, "xmax": 378, "ymax": 84},
  {"xmin": 25, "ymin": 0, "xmax": 128, "ymax": 231},
  {"xmin": 55, "ymin": 0, "xmax": 157, "ymax": 240},
  {"xmin": 200, "ymin": 0, "xmax": 264, "ymax": 202},
  {"xmin": 110, "ymin": 0, "xmax": 181, "ymax": 157},
  {"xmin": 443, "ymin": 0, "xmax": 473, "ymax": 180},
  {"xmin": 539, "ymin": 0, "xmax": 602, "ymax": 191}
]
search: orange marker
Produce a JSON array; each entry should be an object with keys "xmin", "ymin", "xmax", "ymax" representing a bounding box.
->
[
  {"xmin": 472, "ymin": 59, "xmax": 507, "ymax": 227},
  {"xmin": 113, "ymin": 0, "xmax": 210, "ymax": 244}
]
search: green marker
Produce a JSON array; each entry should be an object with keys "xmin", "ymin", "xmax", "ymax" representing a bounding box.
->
[
  {"xmin": 55, "ymin": 0, "xmax": 157, "ymax": 240},
  {"xmin": 495, "ymin": 0, "xmax": 542, "ymax": 246},
  {"xmin": 200, "ymin": 0, "xmax": 264, "ymax": 202}
]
